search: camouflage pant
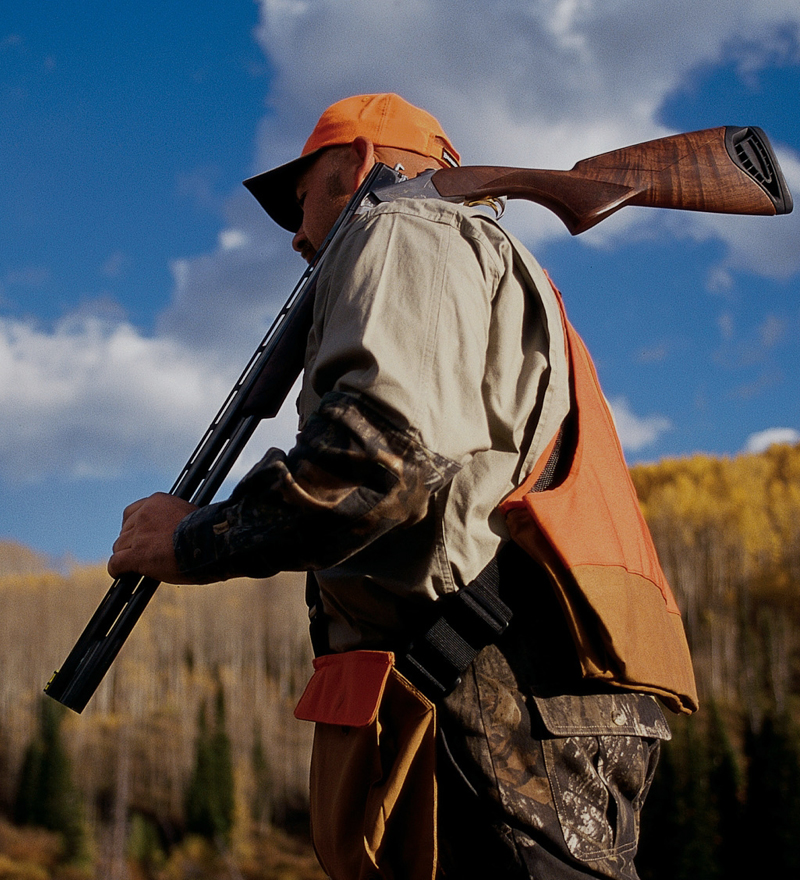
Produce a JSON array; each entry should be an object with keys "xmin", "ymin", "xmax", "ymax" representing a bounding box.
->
[{"xmin": 435, "ymin": 644, "xmax": 671, "ymax": 880}]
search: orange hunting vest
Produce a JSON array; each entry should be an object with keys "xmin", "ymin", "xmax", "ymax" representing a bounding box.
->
[{"xmin": 500, "ymin": 281, "xmax": 698, "ymax": 715}]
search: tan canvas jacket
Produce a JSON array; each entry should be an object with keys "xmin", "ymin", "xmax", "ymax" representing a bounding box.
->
[{"xmin": 297, "ymin": 198, "xmax": 570, "ymax": 652}]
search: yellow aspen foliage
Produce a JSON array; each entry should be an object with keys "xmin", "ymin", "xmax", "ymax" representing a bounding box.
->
[{"xmin": 632, "ymin": 442, "xmax": 800, "ymax": 601}]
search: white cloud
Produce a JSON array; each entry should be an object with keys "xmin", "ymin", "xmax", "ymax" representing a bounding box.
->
[
  {"xmin": 218, "ymin": 229, "xmax": 250, "ymax": 251},
  {"xmin": 256, "ymin": 0, "xmax": 792, "ymax": 141},
  {"xmin": 3, "ymin": 265, "xmax": 51, "ymax": 289},
  {"xmin": 0, "ymin": 315, "xmax": 299, "ymax": 483},
  {"xmin": 745, "ymin": 427, "xmax": 800, "ymax": 453},
  {"xmin": 156, "ymin": 189, "xmax": 303, "ymax": 353},
  {"xmin": 718, "ymin": 312, "xmax": 736, "ymax": 341},
  {"xmin": 0, "ymin": 179, "xmax": 307, "ymax": 485},
  {"xmin": 101, "ymin": 251, "xmax": 129, "ymax": 279},
  {"xmin": 608, "ymin": 396, "xmax": 672, "ymax": 452}
]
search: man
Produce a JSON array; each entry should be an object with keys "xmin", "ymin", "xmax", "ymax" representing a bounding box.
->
[{"xmin": 109, "ymin": 94, "xmax": 694, "ymax": 879}]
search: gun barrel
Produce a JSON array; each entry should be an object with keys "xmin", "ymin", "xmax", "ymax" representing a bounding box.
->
[{"xmin": 44, "ymin": 163, "xmax": 400, "ymax": 713}]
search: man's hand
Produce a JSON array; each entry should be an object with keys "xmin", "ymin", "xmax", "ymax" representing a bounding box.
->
[{"xmin": 108, "ymin": 492, "xmax": 199, "ymax": 584}]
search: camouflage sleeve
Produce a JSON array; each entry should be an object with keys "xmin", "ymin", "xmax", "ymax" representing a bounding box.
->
[{"xmin": 172, "ymin": 390, "xmax": 461, "ymax": 583}]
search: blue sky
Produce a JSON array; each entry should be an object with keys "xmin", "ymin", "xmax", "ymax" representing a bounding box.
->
[{"xmin": 2, "ymin": 1, "xmax": 799, "ymax": 563}]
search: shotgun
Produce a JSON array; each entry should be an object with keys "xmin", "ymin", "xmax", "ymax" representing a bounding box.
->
[{"xmin": 45, "ymin": 125, "xmax": 792, "ymax": 712}]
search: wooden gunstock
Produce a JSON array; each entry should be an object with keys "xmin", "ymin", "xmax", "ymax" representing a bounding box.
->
[{"xmin": 430, "ymin": 126, "xmax": 792, "ymax": 234}]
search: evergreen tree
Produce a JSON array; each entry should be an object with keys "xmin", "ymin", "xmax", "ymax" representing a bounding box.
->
[
  {"xmin": 639, "ymin": 711, "xmax": 737, "ymax": 880},
  {"xmin": 185, "ymin": 699, "xmax": 213, "ymax": 838},
  {"xmin": 185, "ymin": 679, "xmax": 236, "ymax": 844},
  {"xmin": 743, "ymin": 710, "xmax": 800, "ymax": 874},
  {"xmin": 13, "ymin": 697, "xmax": 85, "ymax": 861},
  {"xmin": 0, "ymin": 720, "xmax": 11, "ymax": 813},
  {"xmin": 127, "ymin": 811, "xmax": 166, "ymax": 871},
  {"xmin": 705, "ymin": 702, "xmax": 743, "ymax": 880},
  {"xmin": 210, "ymin": 681, "xmax": 235, "ymax": 842},
  {"xmin": 638, "ymin": 729, "xmax": 683, "ymax": 880},
  {"xmin": 13, "ymin": 731, "xmax": 45, "ymax": 826},
  {"xmin": 678, "ymin": 719, "xmax": 719, "ymax": 880}
]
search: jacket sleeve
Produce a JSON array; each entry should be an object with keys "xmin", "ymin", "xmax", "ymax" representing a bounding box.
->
[{"xmin": 173, "ymin": 390, "xmax": 460, "ymax": 582}]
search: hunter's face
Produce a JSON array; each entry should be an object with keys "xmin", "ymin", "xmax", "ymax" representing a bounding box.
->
[{"xmin": 292, "ymin": 150, "xmax": 353, "ymax": 263}]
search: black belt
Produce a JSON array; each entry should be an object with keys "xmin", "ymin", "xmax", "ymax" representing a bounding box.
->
[{"xmin": 395, "ymin": 551, "xmax": 513, "ymax": 700}]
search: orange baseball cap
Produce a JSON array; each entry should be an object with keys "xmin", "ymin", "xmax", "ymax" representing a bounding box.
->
[{"xmin": 243, "ymin": 93, "xmax": 460, "ymax": 232}]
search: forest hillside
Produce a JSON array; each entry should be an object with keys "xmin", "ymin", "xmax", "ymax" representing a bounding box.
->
[
  {"xmin": 1, "ymin": 440, "xmax": 800, "ymax": 878},
  {"xmin": 0, "ymin": 552, "xmax": 317, "ymax": 878},
  {"xmin": 630, "ymin": 441, "xmax": 800, "ymax": 878}
]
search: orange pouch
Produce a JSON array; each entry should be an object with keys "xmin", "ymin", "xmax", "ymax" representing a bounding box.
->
[
  {"xmin": 294, "ymin": 650, "xmax": 395, "ymax": 726},
  {"xmin": 295, "ymin": 651, "xmax": 438, "ymax": 880}
]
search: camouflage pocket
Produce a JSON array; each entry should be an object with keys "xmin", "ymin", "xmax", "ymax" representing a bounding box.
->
[{"xmin": 533, "ymin": 692, "xmax": 670, "ymax": 865}]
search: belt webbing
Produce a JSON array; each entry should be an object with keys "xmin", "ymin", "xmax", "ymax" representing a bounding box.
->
[{"xmin": 396, "ymin": 551, "xmax": 513, "ymax": 700}]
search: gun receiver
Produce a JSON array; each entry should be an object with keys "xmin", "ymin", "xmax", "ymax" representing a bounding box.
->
[{"xmin": 45, "ymin": 126, "xmax": 792, "ymax": 712}]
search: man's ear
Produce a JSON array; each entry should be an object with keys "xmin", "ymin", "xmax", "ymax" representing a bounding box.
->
[{"xmin": 350, "ymin": 136, "xmax": 376, "ymax": 190}]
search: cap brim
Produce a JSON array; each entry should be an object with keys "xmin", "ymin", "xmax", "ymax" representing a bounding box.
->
[{"xmin": 243, "ymin": 152, "xmax": 317, "ymax": 233}]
